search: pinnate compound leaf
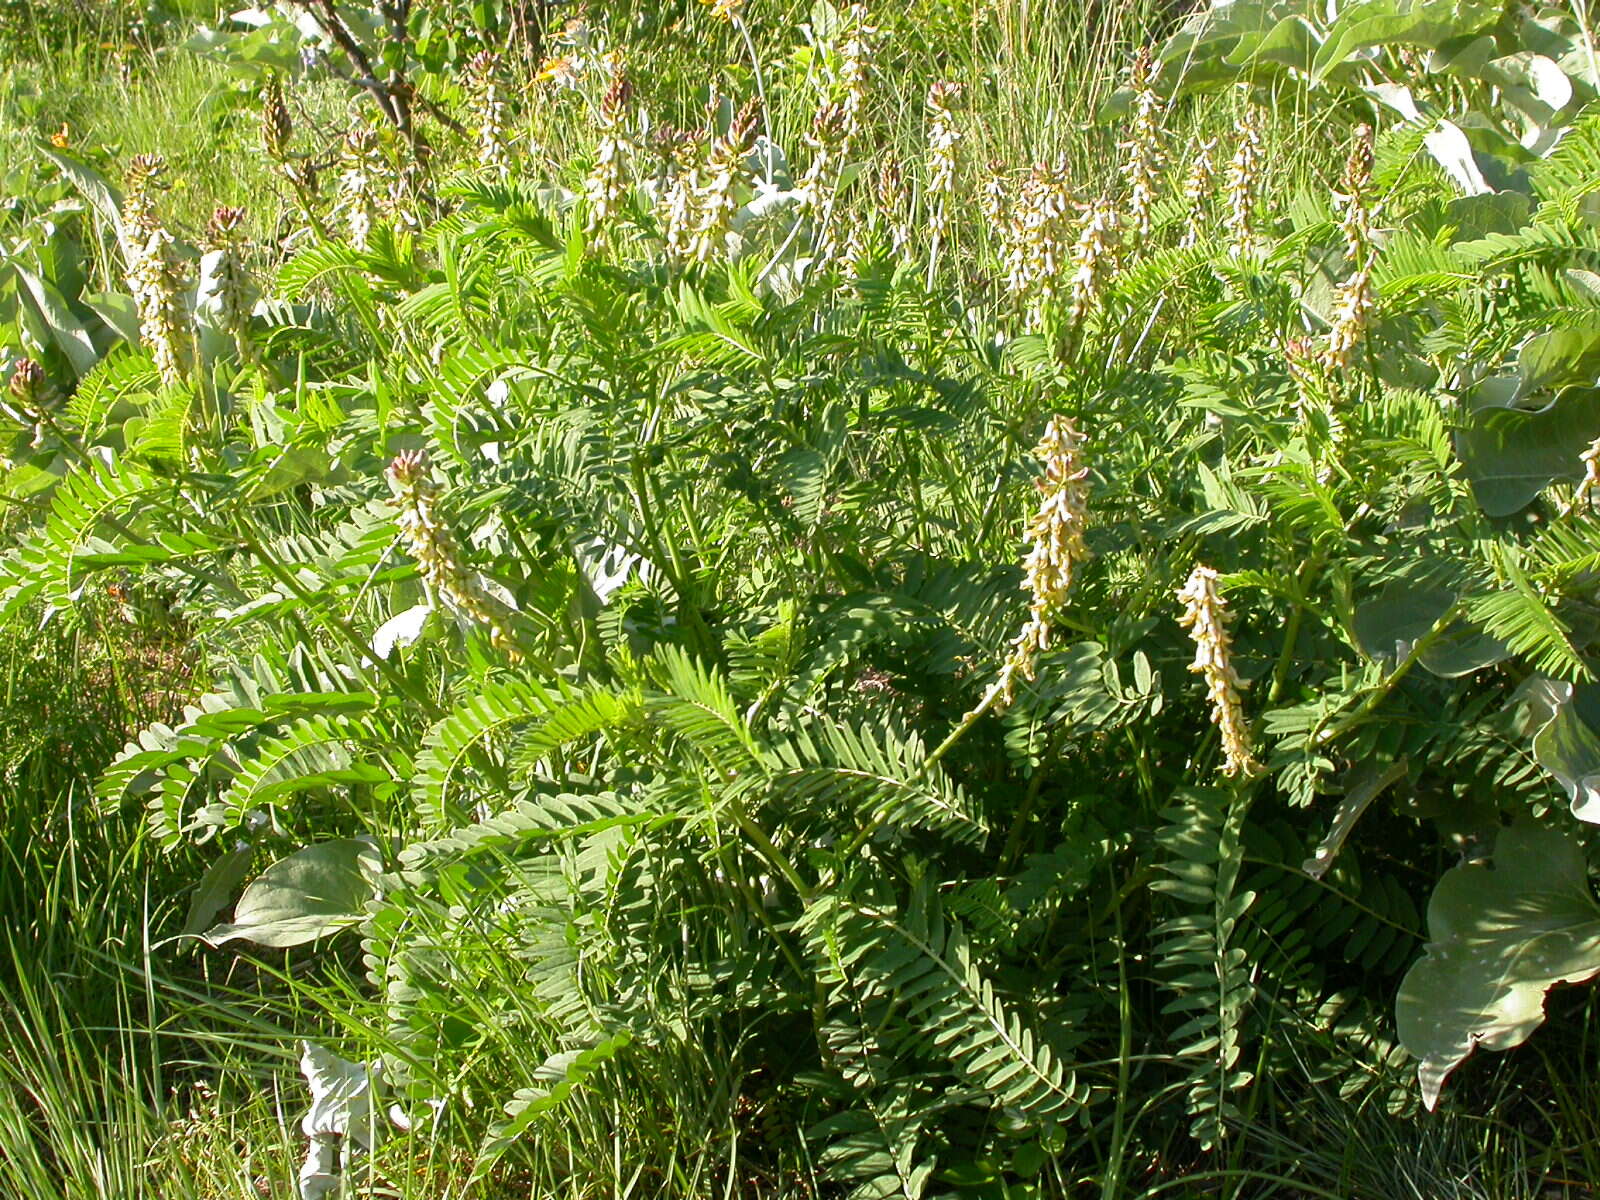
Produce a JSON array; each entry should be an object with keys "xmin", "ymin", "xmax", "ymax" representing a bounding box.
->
[
  {"xmin": 474, "ymin": 1032, "xmax": 633, "ymax": 1177},
  {"xmin": 1397, "ymin": 824, "xmax": 1600, "ymax": 1109},
  {"xmin": 203, "ymin": 838, "xmax": 382, "ymax": 948}
]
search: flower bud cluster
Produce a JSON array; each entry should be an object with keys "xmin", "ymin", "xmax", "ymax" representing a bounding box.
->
[
  {"xmin": 261, "ymin": 75, "xmax": 293, "ymax": 161},
  {"xmin": 1177, "ymin": 564, "xmax": 1260, "ymax": 779},
  {"xmin": 6, "ymin": 358, "xmax": 53, "ymax": 447},
  {"xmin": 991, "ymin": 416, "xmax": 1092, "ymax": 708},
  {"xmin": 386, "ymin": 451, "xmax": 519, "ymax": 658}
]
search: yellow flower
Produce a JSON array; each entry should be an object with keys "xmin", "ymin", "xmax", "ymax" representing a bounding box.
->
[
  {"xmin": 536, "ymin": 54, "xmax": 581, "ymax": 89},
  {"xmin": 701, "ymin": 0, "xmax": 744, "ymax": 21},
  {"xmin": 50, "ymin": 123, "xmax": 70, "ymax": 149}
]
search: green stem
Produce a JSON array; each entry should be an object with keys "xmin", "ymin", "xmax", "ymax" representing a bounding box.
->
[
  {"xmin": 727, "ymin": 795, "xmax": 813, "ymax": 904},
  {"xmin": 1100, "ymin": 899, "xmax": 1134, "ymax": 1200},
  {"xmin": 1312, "ymin": 602, "xmax": 1461, "ymax": 750},
  {"xmin": 998, "ymin": 726, "xmax": 1062, "ymax": 870},
  {"xmin": 1268, "ymin": 552, "xmax": 1325, "ymax": 704}
]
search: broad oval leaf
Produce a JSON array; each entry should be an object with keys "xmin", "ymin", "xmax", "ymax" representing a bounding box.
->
[
  {"xmin": 203, "ymin": 837, "xmax": 382, "ymax": 948},
  {"xmin": 1397, "ymin": 823, "xmax": 1600, "ymax": 1109},
  {"xmin": 1456, "ymin": 388, "xmax": 1600, "ymax": 516}
]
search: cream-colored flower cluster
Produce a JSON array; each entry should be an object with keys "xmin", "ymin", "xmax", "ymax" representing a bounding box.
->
[
  {"xmin": 657, "ymin": 126, "xmax": 708, "ymax": 263},
  {"xmin": 1122, "ymin": 48, "xmax": 1164, "ymax": 245},
  {"xmin": 836, "ymin": 4, "xmax": 876, "ymax": 155},
  {"xmin": 121, "ymin": 155, "xmax": 188, "ymax": 388},
  {"xmin": 465, "ymin": 49, "xmax": 510, "ymax": 177},
  {"xmin": 877, "ymin": 157, "xmax": 911, "ymax": 256},
  {"xmin": 799, "ymin": 102, "xmax": 850, "ymax": 266},
  {"xmin": 337, "ymin": 126, "xmax": 384, "ymax": 252},
  {"xmin": 584, "ymin": 54, "xmax": 633, "ymax": 250},
  {"xmin": 386, "ymin": 450, "xmax": 519, "ymax": 658},
  {"xmin": 686, "ymin": 98, "xmax": 760, "ymax": 264},
  {"xmin": 1224, "ymin": 105, "xmax": 1263, "ymax": 259},
  {"xmin": 1576, "ymin": 435, "xmax": 1600, "ymax": 512},
  {"xmin": 1179, "ymin": 139, "xmax": 1217, "ymax": 249},
  {"xmin": 204, "ymin": 206, "xmax": 255, "ymax": 363},
  {"xmin": 1068, "ymin": 202, "xmax": 1120, "ymax": 327},
  {"xmin": 1176, "ymin": 564, "xmax": 1260, "ymax": 779},
  {"xmin": 989, "ymin": 416, "xmax": 1092, "ymax": 708},
  {"xmin": 1321, "ymin": 124, "xmax": 1377, "ymax": 370},
  {"xmin": 1000, "ymin": 158, "xmax": 1075, "ymax": 323},
  {"xmin": 924, "ymin": 82, "xmax": 962, "ymax": 249}
]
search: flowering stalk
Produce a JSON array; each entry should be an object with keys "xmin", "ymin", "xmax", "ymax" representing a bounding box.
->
[
  {"xmin": 1320, "ymin": 268, "xmax": 1375, "ymax": 371},
  {"xmin": 464, "ymin": 49, "xmax": 510, "ymax": 177},
  {"xmin": 656, "ymin": 126, "xmax": 707, "ymax": 264},
  {"xmin": 1122, "ymin": 47, "xmax": 1164, "ymax": 246},
  {"xmin": 836, "ymin": 4, "xmax": 876, "ymax": 158},
  {"xmin": 869, "ymin": 158, "xmax": 905, "ymax": 257},
  {"xmin": 687, "ymin": 97, "xmax": 760, "ymax": 264},
  {"xmin": 1321, "ymin": 124, "xmax": 1378, "ymax": 370},
  {"xmin": 924, "ymin": 81, "xmax": 962, "ymax": 278},
  {"xmin": 1180, "ymin": 139, "xmax": 1217, "ymax": 249},
  {"xmin": 121, "ymin": 155, "xmax": 189, "ymax": 388},
  {"xmin": 799, "ymin": 102, "xmax": 850, "ymax": 268},
  {"xmin": 1002, "ymin": 157, "xmax": 1075, "ymax": 327},
  {"xmin": 1177, "ymin": 564, "xmax": 1261, "ymax": 779},
  {"xmin": 1224, "ymin": 105, "xmax": 1264, "ymax": 258},
  {"xmin": 386, "ymin": 451, "xmax": 520, "ymax": 659},
  {"xmin": 260, "ymin": 75, "xmax": 326, "ymax": 238},
  {"xmin": 261, "ymin": 74, "xmax": 293, "ymax": 162},
  {"xmin": 1067, "ymin": 201, "xmax": 1120, "ymax": 328},
  {"xmin": 986, "ymin": 416, "xmax": 1092, "ymax": 709},
  {"xmin": 337, "ymin": 126, "xmax": 384, "ymax": 251},
  {"xmin": 1337, "ymin": 124, "xmax": 1376, "ymax": 262},
  {"xmin": 202, "ymin": 206, "xmax": 256, "ymax": 363},
  {"xmin": 584, "ymin": 54, "xmax": 633, "ymax": 251}
]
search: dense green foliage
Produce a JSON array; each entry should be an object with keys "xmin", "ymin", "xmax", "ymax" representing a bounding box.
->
[{"xmin": 9, "ymin": 1, "xmax": 1600, "ymax": 1196}]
